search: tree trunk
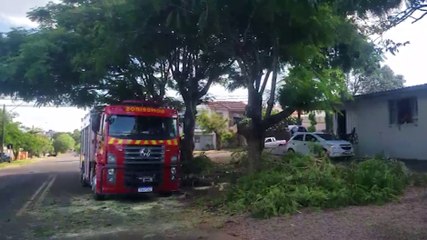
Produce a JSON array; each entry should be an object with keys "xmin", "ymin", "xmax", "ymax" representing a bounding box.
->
[
  {"xmin": 181, "ymin": 101, "xmax": 197, "ymax": 162},
  {"xmin": 297, "ymin": 110, "xmax": 302, "ymax": 124},
  {"xmin": 325, "ymin": 112, "xmax": 333, "ymax": 133},
  {"xmin": 240, "ymin": 89, "xmax": 264, "ymax": 173},
  {"xmin": 246, "ymin": 128, "xmax": 264, "ymax": 173},
  {"xmin": 214, "ymin": 131, "xmax": 221, "ymax": 150}
]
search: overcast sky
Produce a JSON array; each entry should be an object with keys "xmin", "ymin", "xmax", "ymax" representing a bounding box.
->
[{"xmin": 0, "ymin": 0, "xmax": 426, "ymax": 131}]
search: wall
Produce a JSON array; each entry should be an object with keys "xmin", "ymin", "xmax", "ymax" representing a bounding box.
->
[
  {"xmin": 344, "ymin": 91, "xmax": 427, "ymax": 160},
  {"xmin": 194, "ymin": 131, "xmax": 216, "ymax": 151}
]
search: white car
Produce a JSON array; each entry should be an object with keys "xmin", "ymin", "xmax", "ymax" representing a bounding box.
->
[
  {"xmin": 264, "ymin": 137, "xmax": 287, "ymax": 149},
  {"xmin": 285, "ymin": 132, "xmax": 354, "ymax": 158}
]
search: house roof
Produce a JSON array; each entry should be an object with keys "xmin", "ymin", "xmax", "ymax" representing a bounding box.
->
[
  {"xmin": 354, "ymin": 83, "xmax": 427, "ymax": 100},
  {"xmin": 206, "ymin": 101, "xmax": 247, "ymax": 112}
]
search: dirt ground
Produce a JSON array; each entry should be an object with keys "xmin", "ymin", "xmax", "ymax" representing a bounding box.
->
[
  {"xmin": 222, "ymin": 187, "xmax": 427, "ymax": 240},
  {"xmin": 26, "ymin": 192, "xmax": 236, "ymax": 239},
  {"xmin": 24, "ymin": 186, "xmax": 427, "ymax": 240}
]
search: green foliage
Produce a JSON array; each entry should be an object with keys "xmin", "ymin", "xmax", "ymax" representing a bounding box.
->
[
  {"xmin": 197, "ymin": 111, "xmax": 228, "ymax": 135},
  {"xmin": 346, "ymin": 159, "xmax": 409, "ymax": 204},
  {"xmin": 0, "ymin": 111, "xmax": 53, "ymax": 158},
  {"xmin": 279, "ymin": 66, "xmax": 348, "ymax": 113},
  {"xmin": 22, "ymin": 133, "xmax": 54, "ymax": 157},
  {"xmin": 197, "ymin": 111, "xmax": 229, "ymax": 149},
  {"xmin": 226, "ymin": 155, "xmax": 410, "ymax": 218},
  {"xmin": 347, "ymin": 65, "xmax": 405, "ymax": 95},
  {"xmin": 181, "ymin": 153, "xmax": 214, "ymax": 176},
  {"xmin": 53, "ymin": 133, "xmax": 75, "ymax": 154},
  {"xmin": 308, "ymin": 112, "xmax": 317, "ymax": 132}
]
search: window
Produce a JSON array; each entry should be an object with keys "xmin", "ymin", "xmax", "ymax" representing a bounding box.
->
[
  {"xmin": 315, "ymin": 134, "xmax": 338, "ymax": 141},
  {"xmin": 305, "ymin": 134, "xmax": 318, "ymax": 142},
  {"xmin": 265, "ymin": 138, "xmax": 272, "ymax": 143},
  {"xmin": 108, "ymin": 115, "xmax": 177, "ymax": 139},
  {"xmin": 389, "ymin": 97, "xmax": 418, "ymax": 124},
  {"xmin": 293, "ymin": 134, "xmax": 304, "ymax": 141}
]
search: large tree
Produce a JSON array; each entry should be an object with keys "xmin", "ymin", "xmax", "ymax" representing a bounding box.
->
[
  {"xmin": 0, "ymin": 0, "xmax": 232, "ymax": 162},
  {"xmin": 347, "ymin": 65, "xmax": 405, "ymax": 95},
  {"xmin": 208, "ymin": 0, "xmax": 404, "ymax": 172}
]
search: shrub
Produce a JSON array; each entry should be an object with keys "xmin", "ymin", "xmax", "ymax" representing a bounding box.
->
[
  {"xmin": 226, "ymin": 155, "xmax": 410, "ymax": 218},
  {"xmin": 182, "ymin": 153, "xmax": 214, "ymax": 176},
  {"xmin": 346, "ymin": 159, "xmax": 410, "ymax": 204}
]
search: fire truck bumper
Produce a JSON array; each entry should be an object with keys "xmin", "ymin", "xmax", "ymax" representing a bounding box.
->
[{"xmin": 96, "ymin": 165, "xmax": 180, "ymax": 195}]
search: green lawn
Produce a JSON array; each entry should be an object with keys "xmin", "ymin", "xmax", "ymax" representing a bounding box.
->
[{"xmin": 0, "ymin": 159, "xmax": 36, "ymax": 169}]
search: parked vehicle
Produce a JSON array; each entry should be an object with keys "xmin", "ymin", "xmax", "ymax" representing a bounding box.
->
[
  {"xmin": 285, "ymin": 132, "xmax": 354, "ymax": 158},
  {"xmin": 264, "ymin": 137, "xmax": 287, "ymax": 149},
  {"xmin": 0, "ymin": 153, "xmax": 11, "ymax": 163},
  {"xmin": 287, "ymin": 125, "xmax": 308, "ymax": 136},
  {"xmin": 80, "ymin": 100, "xmax": 181, "ymax": 200}
]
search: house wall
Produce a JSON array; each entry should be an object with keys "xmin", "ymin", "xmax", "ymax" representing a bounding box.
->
[
  {"xmin": 344, "ymin": 91, "xmax": 427, "ymax": 160},
  {"xmin": 194, "ymin": 132, "xmax": 216, "ymax": 151}
]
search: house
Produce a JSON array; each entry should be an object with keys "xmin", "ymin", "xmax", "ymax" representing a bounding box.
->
[
  {"xmin": 191, "ymin": 101, "xmax": 247, "ymax": 150},
  {"xmin": 334, "ymin": 84, "xmax": 427, "ymax": 160},
  {"xmin": 205, "ymin": 101, "xmax": 246, "ymax": 129}
]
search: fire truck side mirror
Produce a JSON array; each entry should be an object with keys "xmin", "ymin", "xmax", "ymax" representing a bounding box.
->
[{"xmin": 90, "ymin": 112, "xmax": 101, "ymax": 133}]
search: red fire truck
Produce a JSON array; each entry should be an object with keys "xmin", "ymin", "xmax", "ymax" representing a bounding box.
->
[{"xmin": 80, "ymin": 101, "xmax": 180, "ymax": 200}]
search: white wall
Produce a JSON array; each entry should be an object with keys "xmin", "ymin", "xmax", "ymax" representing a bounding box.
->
[{"xmin": 346, "ymin": 91, "xmax": 427, "ymax": 160}]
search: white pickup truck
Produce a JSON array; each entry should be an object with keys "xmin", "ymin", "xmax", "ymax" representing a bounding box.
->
[{"xmin": 264, "ymin": 137, "xmax": 287, "ymax": 149}]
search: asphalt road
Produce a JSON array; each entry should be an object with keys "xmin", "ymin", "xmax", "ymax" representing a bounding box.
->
[{"xmin": 0, "ymin": 153, "xmax": 83, "ymax": 239}]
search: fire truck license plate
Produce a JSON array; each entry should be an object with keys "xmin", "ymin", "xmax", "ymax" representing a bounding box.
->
[{"xmin": 138, "ymin": 187, "xmax": 153, "ymax": 193}]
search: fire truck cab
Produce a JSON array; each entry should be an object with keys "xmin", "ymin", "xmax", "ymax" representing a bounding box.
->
[{"xmin": 80, "ymin": 101, "xmax": 180, "ymax": 200}]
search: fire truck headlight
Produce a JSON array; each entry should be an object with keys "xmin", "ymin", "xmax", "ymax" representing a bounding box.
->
[
  {"xmin": 171, "ymin": 155, "xmax": 178, "ymax": 163},
  {"xmin": 107, "ymin": 153, "xmax": 116, "ymax": 164},
  {"xmin": 170, "ymin": 167, "xmax": 177, "ymax": 181},
  {"xmin": 107, "ymin": 168, "xmax": 116, "ymax": 183}
]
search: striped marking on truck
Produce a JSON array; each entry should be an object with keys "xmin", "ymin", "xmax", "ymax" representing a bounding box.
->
[{"xmin": 107, "ymin": 138, "xmax": 179, "ymax": 146}]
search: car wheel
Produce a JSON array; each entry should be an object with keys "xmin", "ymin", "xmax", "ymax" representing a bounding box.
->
[{"xmin": 287, "ymin": 149, "xmax": 295, "ymax": 154}]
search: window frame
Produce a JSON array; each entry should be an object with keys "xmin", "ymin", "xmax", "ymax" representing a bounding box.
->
[
  {"xmin": 388, "ymin": 97, "xmax": 418, "ymax": 125},
  {"xmin": 292, "ymin": 134, "xmax": 304, "ymax": 141}
]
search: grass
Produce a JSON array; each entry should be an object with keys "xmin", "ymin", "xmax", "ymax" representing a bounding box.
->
[{"xmin": 0, "ymin": 159, "xmax": 36, "ymax": 169}]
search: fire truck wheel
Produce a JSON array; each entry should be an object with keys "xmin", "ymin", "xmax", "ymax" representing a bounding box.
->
[
  {"xmin": 80, "ymin": 171, "xmax": 89, "ymax": 187},
  {"xmin": 93, "ymin": 193, "xmax": 106, "ymax": 201}
]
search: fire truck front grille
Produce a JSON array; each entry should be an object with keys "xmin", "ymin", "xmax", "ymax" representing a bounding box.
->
[
  {"xmin": 124, "ymin": 164, "xmax": 162, "ymax": 187},
  {"xmin": 124, "ymin": 145, "xmax": 165, "ymax": 163}
]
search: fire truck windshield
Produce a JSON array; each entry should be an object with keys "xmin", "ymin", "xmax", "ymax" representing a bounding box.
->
[{"xmin": 107, "ymin": 115, "xmax": 177, "ymax": 139}]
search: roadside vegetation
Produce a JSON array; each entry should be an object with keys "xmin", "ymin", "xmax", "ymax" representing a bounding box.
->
[
  {"xmin": 0, "ymin": 158, "xmax": 36, "ymax": 169},
  {"xmin": 183, "ymin": 150, "xmax": 427, "ymax": 220}
]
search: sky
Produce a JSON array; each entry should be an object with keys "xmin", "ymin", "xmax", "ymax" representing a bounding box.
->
[{"xmin": 0, "ymin": 0, "xmax": 426, "ymax": 132}]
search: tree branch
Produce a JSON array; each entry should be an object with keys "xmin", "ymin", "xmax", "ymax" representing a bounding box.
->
[
  {"xmin": 259, "ymin": 69, "xmax": 271, "ymax": 94},
  {"xmin": 263, "ymin": 107, "xmax": 295, "ymax": 130},
  {"xmin": 265, "ymin": 38, "xmax": 279, "ymax": 118}
]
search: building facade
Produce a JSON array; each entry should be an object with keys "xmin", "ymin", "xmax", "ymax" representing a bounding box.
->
[{"xmin": 334, "ymin": 84, "xmax": 427, "ymax": 160}]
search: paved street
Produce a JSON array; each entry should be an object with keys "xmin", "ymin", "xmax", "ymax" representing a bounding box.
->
[
  {"xmin": 0, "ymin": 154, "xmax": 85, "ymax": 239},
  {"xmin": 0, "ymin": 154, "xmax": 237, "ymax": 240}
]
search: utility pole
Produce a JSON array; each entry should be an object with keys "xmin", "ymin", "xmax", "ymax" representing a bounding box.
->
[{"xmin": 1, "ymin": 104, "xmax": 5, "ymax": 154}]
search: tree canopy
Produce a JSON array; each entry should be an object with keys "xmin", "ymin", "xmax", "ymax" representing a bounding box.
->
[
  {"xmin": 53, "ymin": 133, "xmax": 75, "ymax": 154},
  {"xmin": 197, "ymin": 110, "xmax": 229, "ymax": 149},
  {"xmin": 347, "ymin": 65, "xmax": 405, "ymax": 95},
  {"xmin": 0, "ymin": 0, "xmax": 412, "ymax": 171},
  {"xmin": 0, "ymin": 111, "xmax": 53, "ymax": 158}
]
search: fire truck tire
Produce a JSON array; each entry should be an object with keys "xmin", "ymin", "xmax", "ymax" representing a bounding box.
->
[
  {"xmin": 93, "ymin": 193, "xmax": 106, "ymax": 201},
  {"xmin": 80, "ymin": 172, "xmax": 89, "ymax": 187}
]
